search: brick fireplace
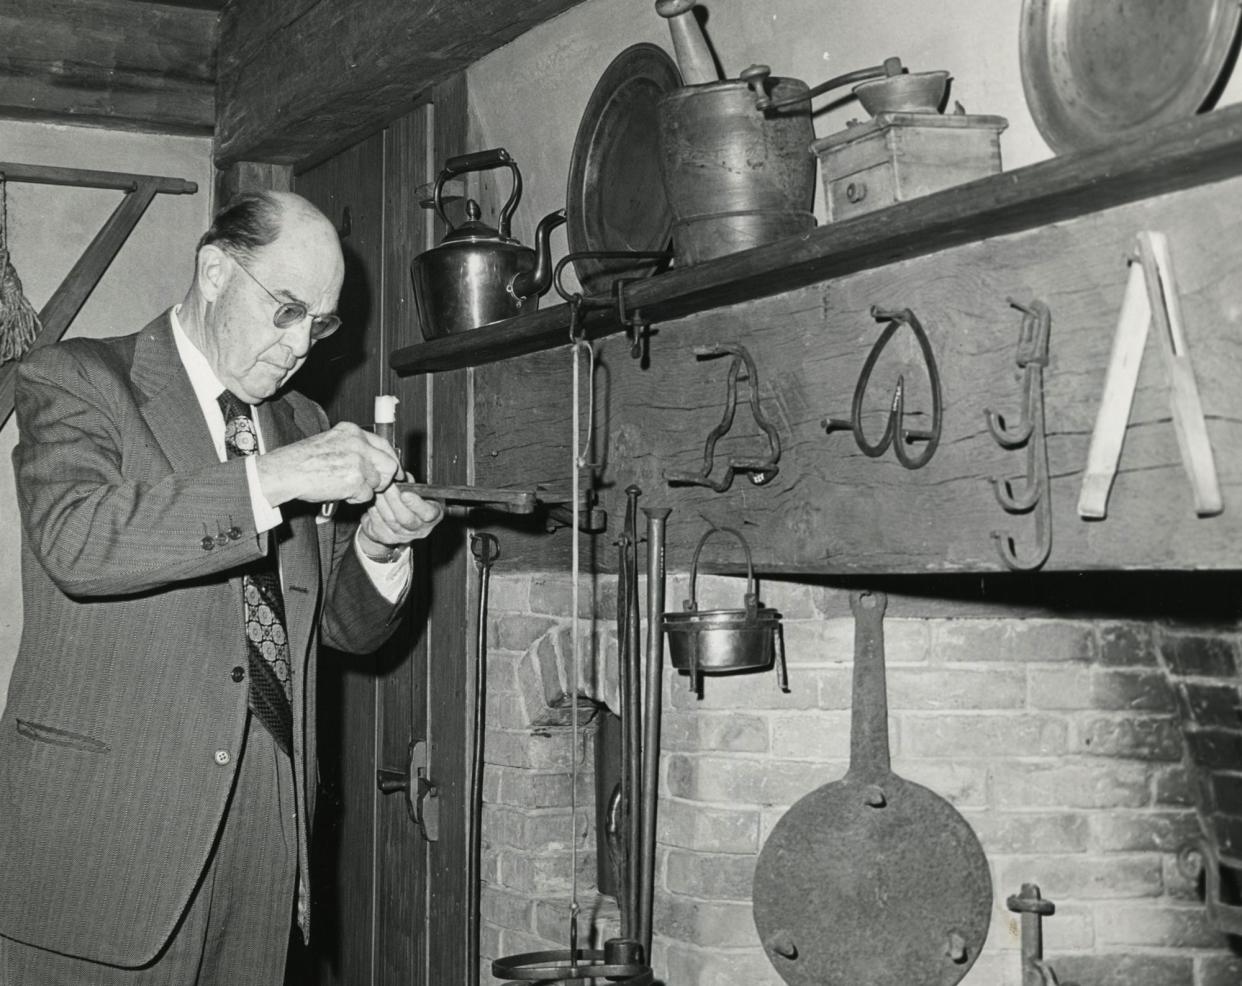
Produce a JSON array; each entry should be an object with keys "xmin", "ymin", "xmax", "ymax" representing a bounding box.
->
[{"xmin": 477, "ymin": 570, "xmax": 1242, "ymax": 986}]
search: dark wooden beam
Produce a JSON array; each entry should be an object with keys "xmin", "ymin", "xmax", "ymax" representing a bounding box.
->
[
  {"xmin": 213, "ymin": 161, "xmax": 293, "ymax": 207},
  {"xmin": 215, "ymin": 0, "xmax": 589, "ymax": 167},
  {"xmin": 0, "ymin": 0, "xmax": 216, "ymax": 135}
]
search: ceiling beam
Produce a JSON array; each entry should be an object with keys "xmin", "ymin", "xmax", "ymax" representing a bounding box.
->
[
  {"xmin": 214, "ymin": 0, "xmax": 589, "ymax": 167},
  {"xmin": 0, "ymin": 0, "xmax": 216, "ymax": 135}
]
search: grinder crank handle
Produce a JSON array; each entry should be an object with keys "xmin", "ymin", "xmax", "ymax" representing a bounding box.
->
[{"xmin": 654, "ymin": 0, "xmax": 719, "ymax": 85}]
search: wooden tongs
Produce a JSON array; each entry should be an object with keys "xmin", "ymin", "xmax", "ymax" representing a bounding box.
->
[{"xmin": 1077, "ymin": 231, "xmax": 1222, "ymax": 520}]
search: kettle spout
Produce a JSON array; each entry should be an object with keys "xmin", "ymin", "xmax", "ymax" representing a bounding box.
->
[{"xmin": 511, "ymin": 209, "xmax": 567, "ymax": 300}]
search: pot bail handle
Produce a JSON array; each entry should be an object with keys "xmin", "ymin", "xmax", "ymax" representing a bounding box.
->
[
  {"xmin": 434, "ymin": 147, "xmax": 523, "ymax": 240},
  {"xmin": 684, "ymin": 526, "xmax": 758, "ymax": 616}
]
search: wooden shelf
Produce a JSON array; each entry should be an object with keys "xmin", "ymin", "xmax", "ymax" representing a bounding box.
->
[{"xmin": 391, "ymin": 101, "xmax": 1242, "ymax": 376}]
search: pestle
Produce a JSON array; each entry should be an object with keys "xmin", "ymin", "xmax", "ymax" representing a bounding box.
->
[{"xmin": 654, "ymin": 0, "xmax": 719, "ymax": 85}]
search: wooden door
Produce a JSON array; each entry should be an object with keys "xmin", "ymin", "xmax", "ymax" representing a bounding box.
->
[{"xmin": 284, "ymin": 77, "xmax": 471, "ymax": 986}]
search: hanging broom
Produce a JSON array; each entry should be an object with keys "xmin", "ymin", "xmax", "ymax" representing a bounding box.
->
[{"xmin": 0, "ymin": 176, "xmax": 42, "ymax": 363}]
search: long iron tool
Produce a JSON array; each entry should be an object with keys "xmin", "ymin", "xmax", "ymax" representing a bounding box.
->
[
  {"xmin": 467, "ymin": 533, "xmax": 499, "ymax": 986},
  {"xmin": 636, "ymin": 505, "xmax": 670, "ymax": 960},
  {"xmin": 622, "ymin": 486, "xmax": 644, "ymax": 946}
]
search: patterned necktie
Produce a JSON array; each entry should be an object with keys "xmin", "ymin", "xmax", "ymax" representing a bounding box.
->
[{"xmin": 217, "ymin": 390, "xmax": 294, "ymax": 757}]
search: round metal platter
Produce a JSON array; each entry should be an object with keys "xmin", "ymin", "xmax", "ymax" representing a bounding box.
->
[
  {"xmin": 565, "ymin": 43, "xmax": 681, "ymax": 297},
  {"xmin": 1019, "ymin": 0, "xmax": 1242, "ymax": 153}
]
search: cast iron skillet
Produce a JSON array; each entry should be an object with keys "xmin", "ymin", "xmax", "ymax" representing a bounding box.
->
[{"xmin": 752, "ymin": 590, "xmax": 992, "ymax": 986}]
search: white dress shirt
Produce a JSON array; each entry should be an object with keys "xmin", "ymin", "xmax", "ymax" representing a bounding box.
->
[{"xmin": 170, "ymin": 306, "xmax": 410, "ymax": 601}]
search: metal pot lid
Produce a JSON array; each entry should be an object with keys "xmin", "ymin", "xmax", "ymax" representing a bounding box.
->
[
  {"xmin": 1019, "ymin": 0, "xmax": 1242, "ymax": 153},
  {"xmin": 437, "ymin": 199, "xmax": 520, "ymax": 245},
  {"xmin": 565, "ymin": 43, "xmax": 681, "ymax": 296}
]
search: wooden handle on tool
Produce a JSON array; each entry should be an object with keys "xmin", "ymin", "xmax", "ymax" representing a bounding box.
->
[
  {"xmin": 654, "ymin": 0, "xmax": 719, "ymax": 85},
  {"xmin": 1137, "ymin": 232, "xmax": 1223, "ymax": 517},
  {"xmin": 1077, "ymin": 259, "xmax": 1149, "ymax": 520}
]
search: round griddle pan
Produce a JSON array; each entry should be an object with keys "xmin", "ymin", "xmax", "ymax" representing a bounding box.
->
[{"xmin": 752, "ymin": 590, "xmax": 992, "ymax": 986}]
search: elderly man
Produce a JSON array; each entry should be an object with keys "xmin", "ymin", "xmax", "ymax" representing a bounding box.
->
[{"xmin": 0, "ymin": 190, "xmax": 441, "ymax": 984}]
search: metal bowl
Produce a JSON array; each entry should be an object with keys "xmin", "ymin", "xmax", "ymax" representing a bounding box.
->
[
  {"xmin": 664, "ymin": 607, "xmax": 781, "ymax": 672},
  {"xmin": 853, "ymin": 71, "xmax": 950, "ymax": 115}
]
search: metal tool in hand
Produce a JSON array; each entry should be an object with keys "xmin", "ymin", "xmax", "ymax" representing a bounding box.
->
[
  {"xmin": 823, "ymin": 306, "xmax": 943, "ymax": 469},
  {"xmin": 753, "ymin": 590, "xmax": 992, "ymax": 986},
  {"xmin": 320, "ymin": 394, "xmax": 400, "ymax": 520},
  {"xmin": 1077, "ymin": 231, "xmax": 1222, "ymax": 519}
]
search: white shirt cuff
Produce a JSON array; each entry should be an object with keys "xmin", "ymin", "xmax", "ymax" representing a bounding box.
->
[
  {"xmin": 355, "ymin": 536, "xmax": 412, "ymax": 603},
  {"xmin": 245, "ymin": 455, "xmax": 284, "ymax": 533}
]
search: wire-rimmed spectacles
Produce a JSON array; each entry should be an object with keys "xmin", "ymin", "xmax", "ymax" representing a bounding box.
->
[{"xmin": 229, "ymin": 254, "xmax": 341, "ymax": 341}]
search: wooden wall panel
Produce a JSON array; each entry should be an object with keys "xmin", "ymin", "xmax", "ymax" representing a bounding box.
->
[
  {"xmin": 423, "ymin": 71, "xmax": 474, "ymax": 986},
  {"xmin": 290, "ymin": 130, "xmax": 387, "ymax": 986},
  {"xmin": 376, "ymin": 103, "xmax": 434, "ymax": 986},
  {"xmin": 475, "ymin": 174, "xmax": 1242, "ymax": 575}
]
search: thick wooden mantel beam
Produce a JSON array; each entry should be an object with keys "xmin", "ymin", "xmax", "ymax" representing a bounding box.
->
[
  {"xmin": 215, "ymin": 0, "xmax": 589, "ymax": 167},
  {"xmin": 0, "ymin": 0, "xmax": 216, "ymax": 135}
]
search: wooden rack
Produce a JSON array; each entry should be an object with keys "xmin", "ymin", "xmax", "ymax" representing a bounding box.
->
[
  {"xmin": 391, "ymin": 100, "xmax": 1242, "ymax": 376},
  {"xmin": 0, "ymin": 163, "xmax": 199, "ymax": 428}
]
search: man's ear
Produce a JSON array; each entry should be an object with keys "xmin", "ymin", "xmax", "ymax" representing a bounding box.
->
[{"xmin": 196, "ymin": 244, "xmax": 230, "ymax": 303}]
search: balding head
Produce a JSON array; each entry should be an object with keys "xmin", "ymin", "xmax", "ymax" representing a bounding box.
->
[{"xmin": 184, "ymin": 191, "xmax": 346, "ymax": 403}]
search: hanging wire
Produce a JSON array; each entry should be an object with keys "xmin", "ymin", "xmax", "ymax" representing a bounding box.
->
[
  {"xmin": 0, "ymin": 176, "xmax": 43, "ymax": 363},
  {"xmin": 567, "ymin": 326, "xmax": 590, "ymax": 968}
]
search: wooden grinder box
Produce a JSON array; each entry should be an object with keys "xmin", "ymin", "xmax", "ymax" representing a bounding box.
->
[{"xmin": 812, "ymin": 111, "xmax": 1008, "ymax": 221}]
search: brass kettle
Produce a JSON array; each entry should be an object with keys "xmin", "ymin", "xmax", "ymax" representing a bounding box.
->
[{"xmin": 411, "ymin": 147, "xmax": 565, "ymax": 341}]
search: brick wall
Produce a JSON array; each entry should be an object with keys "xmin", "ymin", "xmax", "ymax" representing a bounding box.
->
[{"xmin": 478, "ymin": 572, "xmax": 1242, "ymax": 986}]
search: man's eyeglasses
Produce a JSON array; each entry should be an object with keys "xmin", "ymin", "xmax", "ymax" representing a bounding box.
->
[{"xmin": 229, "ymin": 255, "xmax": 341, "ymax": 341}]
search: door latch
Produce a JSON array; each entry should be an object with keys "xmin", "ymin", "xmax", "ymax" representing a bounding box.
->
[{"xmin": 377, "ymin": 739, "xmax": 440, "ymax": 842}]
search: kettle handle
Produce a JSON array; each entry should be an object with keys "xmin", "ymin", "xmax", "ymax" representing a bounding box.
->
[{"xmin": 433, "ymin": 147, "xmax": 523, "ymax": 240}]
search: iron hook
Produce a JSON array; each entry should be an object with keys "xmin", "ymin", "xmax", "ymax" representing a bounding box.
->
[
  {"xmin": 989, "ymin": 299, "xmax": 1053, "ymax": 571},
  {"xmin": 665, "ymin": 343, "xmax": 782, "ymax": 493},
  {"xmin": 825, "ymin": 306, "xmax": 942, "ymax": 469}
]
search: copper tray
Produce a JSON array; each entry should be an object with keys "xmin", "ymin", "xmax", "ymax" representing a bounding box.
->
[
  {"xmin": 565, "ymin": 43, "xmax": 680, "ymax": 296},
  {"xmin": 1020, "ymin": 0, "xmax": 1242, "ymax": 153}
]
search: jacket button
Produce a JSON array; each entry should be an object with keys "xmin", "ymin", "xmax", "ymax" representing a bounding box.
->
[
  {"xmin": 214, "ymin": 749, "xmax": 231, "ymax": 766},
  {"xmin": 227, "ymin": 526, "xmax": 242, "ymax": 540},
  {"xmin": 201, "ymin": 536, "xmax": 215, "ymax": 551},
  {"xmin": 231, "ymin": 666, "xmax": 245, "ymax": 682}
]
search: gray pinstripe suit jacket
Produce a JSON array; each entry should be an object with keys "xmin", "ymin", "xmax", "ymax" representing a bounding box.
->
[{"xmin": 0, "ymin": 312, "xmax": 404, "ymax": 966}]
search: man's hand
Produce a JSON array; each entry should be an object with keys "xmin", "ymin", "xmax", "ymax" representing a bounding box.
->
[
  {"xmin": 255, "ymin": 422, "xmax": 400, "ymax": 507},
  {"xmin": 357, "ymin": 485, "xmax": 444, "ymax": 559}
]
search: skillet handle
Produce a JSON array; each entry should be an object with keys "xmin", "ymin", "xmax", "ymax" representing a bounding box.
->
[{"xmin": 849, "ymin": 590, "xmax": 891, "ymax": 773}]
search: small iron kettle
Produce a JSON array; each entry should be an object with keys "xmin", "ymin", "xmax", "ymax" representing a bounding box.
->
[{"xmin": 411, "ymin": 147, "xmax": 565, "ymax": 340}]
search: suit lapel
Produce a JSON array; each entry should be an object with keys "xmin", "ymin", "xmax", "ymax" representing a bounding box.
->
[
  {"xmin": 131, "ymin": 313, "xmax": 220, "ymax": 475},
  {"xmin": 257, "ymin": 396, "xmax": 321, "ymax": 669}
]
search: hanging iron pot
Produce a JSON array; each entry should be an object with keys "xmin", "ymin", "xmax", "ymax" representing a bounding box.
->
[
  {"xmin": 410, "ymin": 147, "xmax": 565, "ymax": 340},
  {"xmin": 664, "ymin": 527, "xmax": 787, "ymax": 692}
]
